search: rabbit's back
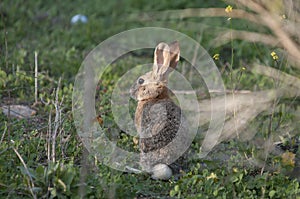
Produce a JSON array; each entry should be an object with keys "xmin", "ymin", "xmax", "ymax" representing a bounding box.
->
[{"xmin": 139, "ymin": 99, "xmax": 182, "ymax": 153}]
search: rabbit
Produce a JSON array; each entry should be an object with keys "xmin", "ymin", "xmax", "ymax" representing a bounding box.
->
[{"xmin": 130, "ymin": 41, "xmax": 189, "ymax": 180}]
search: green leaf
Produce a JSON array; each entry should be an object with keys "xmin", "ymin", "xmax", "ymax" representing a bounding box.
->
[
  {"xmin": 231, "ymin": 176, "xmax": 239, "ymax": 183},
  {"xmin": 18, "ymin": 166, "xmax": 36, "ymax": 179},
  {"xmin": 32, "ymin": 187, "xmax": 43, "ymax": 193},
  {"xmin": 0, "ymin": 69, "xmax": 7, "ymax": 87},
  {"xmin": 170, "ymin": 190, "xmax": 176, "ymax": 197},
  {"xmin": 239, "ymin": 173, "xmax": 243, "ymax": 180},
  {"xmin": 174, "ymin": 185, "xmax": 180, "ymax": 192},
  {"xmin": 269, "ymin": 190, "xmax": 276, "ymax": 198},
  {"xmin": 213, "ymin": 189, "xmax": 218, "ymax": 196},
  {"xmin": 36, "ymin": 165, "xmax": 45, "ymax": 178},
  {"xmin": 50, "ymin": 187, "xmax": 57, "ymax": 198}
]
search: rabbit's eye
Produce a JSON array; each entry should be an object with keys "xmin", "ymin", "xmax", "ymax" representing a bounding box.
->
[{"xmin": 138, "ymin": 78, "xmax": 144, "ymax": 84}]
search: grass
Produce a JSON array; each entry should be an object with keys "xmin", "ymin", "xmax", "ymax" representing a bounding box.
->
[{"xmin": 1, "ymin": 0, "xmax": 300, "ymax": 198}]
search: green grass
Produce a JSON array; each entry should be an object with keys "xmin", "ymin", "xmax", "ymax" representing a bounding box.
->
[{"xmin": 1, "ymin": 0, "xmax": 300, "ymax": 198}]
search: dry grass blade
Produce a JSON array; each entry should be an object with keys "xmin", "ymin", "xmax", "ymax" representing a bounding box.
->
[
  {"xmin": 211, "ymin": 30, "xmax": 279, "ymax": 47},
  {"xmin": 179, "ymin": 89, "xmax": 280, "ymax": 155},
  {"xmin": 12, "ymin": 146, "xmax": 37, "ymax": 199},
  {"xmin": 51, "ymin": 78, "xmax": 63, "ymax": 163},
  {"xmin": 129, "ymin": 8, "xmax": 261, "ymax": 24},
  {"xmin": 0, "ymin": 122, "xmax": 7, "ymax": 149}
]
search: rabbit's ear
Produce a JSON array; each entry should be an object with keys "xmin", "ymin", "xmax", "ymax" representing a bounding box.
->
[
  {"xmin": 169, "ymin": 41, "xmax": 180, "ymax": 69},
  {"xmin": 153, "ymin": 42, "xmax": 171, "ymax": 80}
]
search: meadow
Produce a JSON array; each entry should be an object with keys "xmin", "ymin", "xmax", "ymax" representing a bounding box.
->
[{"xmin": 0, "ymin": 0, "xmax": 299, "ymax": 198}]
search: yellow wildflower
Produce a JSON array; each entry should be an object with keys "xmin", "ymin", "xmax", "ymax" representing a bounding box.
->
[
  {"xmin": 225, "ymin": 5, "xmax": 233, "ymax": 13},
  {"xmin": 213, "ymin": 53, "xmax": 220, "ymax": 60},
  {"xmin": 206, "ymin": 172, "xmax": 217, "ymax": 180},
  {"xmin": 271, "ymin": 51, "xmax": 279, "ymax": 60}
]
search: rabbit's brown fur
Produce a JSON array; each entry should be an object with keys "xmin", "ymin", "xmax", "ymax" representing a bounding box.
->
[
  {"xmin": 130, "ymin": 41, "xmax": 188, "ymax": 180},
  {"xmin": 134, "ymin": 86, "xmax": 170, "ymax": 134}
]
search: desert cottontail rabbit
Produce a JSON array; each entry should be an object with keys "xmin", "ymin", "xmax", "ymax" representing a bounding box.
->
[{"xmin": 130, "ymin": 41, "xmax": 189, "ymax": 180}]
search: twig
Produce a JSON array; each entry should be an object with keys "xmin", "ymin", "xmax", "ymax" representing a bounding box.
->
[
  {"xmin": 0, "ymin": 122, "xmax": 7, "ymax": 145},
  {"xmin": 47, "ymin": 107, "xmax": 52, "ymax": 163},
  {"xmin": 0, "ymin": 122, "xmax": 7, "ymax": 156},
  {"xmin": 34, "ymin": 51, "xmax": 38, "ymax": 104},
  {"xmin": 51, "ymin": 77, "xmax": 62, "ymax": 163},
  {"xmin": 7, "ymin": 90, "xmax": 11, "ymax": 148}
]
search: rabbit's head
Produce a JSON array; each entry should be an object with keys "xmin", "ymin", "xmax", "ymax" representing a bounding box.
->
[{"xmin": 130, "ymin": 41, "xmax": 180, "ymax": 101}]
